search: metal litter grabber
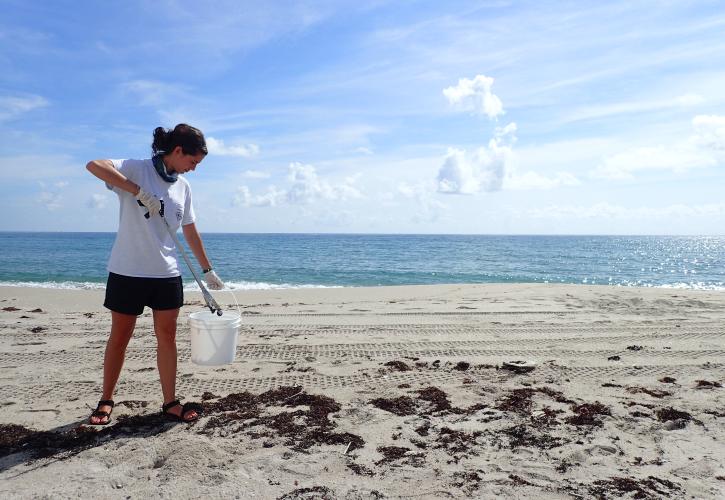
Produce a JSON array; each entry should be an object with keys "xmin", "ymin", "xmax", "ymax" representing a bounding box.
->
[{"xmin": 138, "ymin": 199, "xmax": 223, "ymax": 316}]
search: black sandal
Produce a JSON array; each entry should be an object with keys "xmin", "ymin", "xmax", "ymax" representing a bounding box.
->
[
  {"xmin": 162, "ymin": 399, "xmax": 202, "ymax": 422},
  {"xmin": 89, "ymin": 399, "xmax": 114, "ymax": 426}
]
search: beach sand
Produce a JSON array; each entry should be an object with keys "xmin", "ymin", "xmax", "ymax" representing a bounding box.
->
[{"xmin": 1, "ymin": 284, "xmax": 724, "ymax": 499}]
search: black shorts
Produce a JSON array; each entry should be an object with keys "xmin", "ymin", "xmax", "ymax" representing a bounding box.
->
[{"xmin": 104, "ymin": 272, "xmax": 184, "ymax": 316}]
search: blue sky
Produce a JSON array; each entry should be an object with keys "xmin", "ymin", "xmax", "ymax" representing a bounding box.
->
[{"xmin": 1, "ymin": 0, "xmax": 724, "ymax": 234}]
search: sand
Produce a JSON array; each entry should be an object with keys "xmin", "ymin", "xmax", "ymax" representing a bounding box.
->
[{"xmin": 1, "ymin": 283, "xmax": 724, "ymax": 499}]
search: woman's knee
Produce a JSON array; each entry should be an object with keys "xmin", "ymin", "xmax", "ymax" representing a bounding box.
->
[
  {"xmin": 108, "ymin": 331, "xmax": 134, "ymax": 350},
  {"xmin": 153, "ymin": 309, "xmax": 179, "ymax": 344},
  {"xmin": 154, "ymin": 325, "xmax": 177, "ymax": 345}
]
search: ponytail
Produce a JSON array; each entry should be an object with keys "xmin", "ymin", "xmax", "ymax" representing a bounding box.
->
[{"xmin": 151, "ymin": 124, "xmax": 208, "ymax": 156}]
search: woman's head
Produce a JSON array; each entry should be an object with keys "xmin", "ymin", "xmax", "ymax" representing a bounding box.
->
[
  {"xmin": 152, "ymin": 123, "xmax": 207, "ymax": 155},
  {"xmin": 152, "ymin": 124, "xmax": 208, "ymax": 174}
]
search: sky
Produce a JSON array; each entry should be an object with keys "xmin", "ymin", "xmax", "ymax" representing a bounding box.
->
[{"xmin": 1, "ymin": 0, "xmax": 725, "ymax": 234}]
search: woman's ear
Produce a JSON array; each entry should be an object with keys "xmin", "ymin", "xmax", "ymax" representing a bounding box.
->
[{"xmin": 171, "ymin": 145, "xmax": 183, "ymax": 156}]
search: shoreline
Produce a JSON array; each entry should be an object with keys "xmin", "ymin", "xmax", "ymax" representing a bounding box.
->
[
  {"xmin": 1, "ymin": 283, "xmax": 724, "ymax": 498},
  {"xmin": 1, "ymin": 279, "xmax": 724, "ymax": 293}
]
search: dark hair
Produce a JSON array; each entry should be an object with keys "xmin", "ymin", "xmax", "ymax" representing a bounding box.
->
[{"xmin": 152, "ymin": 123, "xmax": 208, "ymax": 156}]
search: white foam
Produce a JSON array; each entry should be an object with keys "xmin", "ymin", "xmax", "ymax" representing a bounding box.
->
[
  {"xmin": 183, "ymin": 281, "xmax": 342, "ymax": 291},
  {"xmin": 0, "ymin": 281, "xmax": 106, "ymax": 290},
  {"xmin": 0, "ymin": 280, "xmax": 722, "ymax": 291},
  {"xmin": 0, "ymin": 280, "xmax": 343, "ymax": 291}
]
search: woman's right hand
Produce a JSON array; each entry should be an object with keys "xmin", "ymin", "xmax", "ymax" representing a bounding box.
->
[
  {"xmin": 204, "ymin": 270, "xmax": 224, "ymax": 290},
  {"xmin": 135, "ymin": 188, "xmax": 162, "ymax": 216}
]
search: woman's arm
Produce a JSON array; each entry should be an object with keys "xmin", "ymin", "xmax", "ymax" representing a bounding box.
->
[
  {"xmin": 86, "ymin": 160, "xmax": 140, "ymax": 195},
  {"xmin": 181, "ymin": 222, "xmax": 213, "ymax": 270}
]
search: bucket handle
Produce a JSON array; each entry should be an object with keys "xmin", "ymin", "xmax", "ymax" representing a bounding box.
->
[{"xmin": 222, "ymin": 287, "xmax": 242, "ymax": 318}]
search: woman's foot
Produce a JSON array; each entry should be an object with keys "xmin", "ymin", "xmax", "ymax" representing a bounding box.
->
[
  {"xmin": 89, "ymin": 399, "xmax": 115, "ymax": 425},
  {"xmin": 162, "ymin": 399, "xmax": 201, "ymax": 422}
]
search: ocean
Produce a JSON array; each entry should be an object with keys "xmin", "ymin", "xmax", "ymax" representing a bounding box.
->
[{"xmin": 0, "ymin": 232, "xmax": 723, "ymax": 290}]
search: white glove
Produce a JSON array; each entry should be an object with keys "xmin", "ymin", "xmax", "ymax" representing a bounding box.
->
[
  {"xmin": 135, "ymin": 188, "xmax": 161, "ymax": 217},
  {"xmin": 204, "ymin": 269, "xmax": 224, "ymax": 290}
]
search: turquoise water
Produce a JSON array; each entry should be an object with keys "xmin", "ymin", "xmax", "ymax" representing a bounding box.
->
[{"xmin": 0, "ymin": 232, "xmax": 723, "ymax": 290}]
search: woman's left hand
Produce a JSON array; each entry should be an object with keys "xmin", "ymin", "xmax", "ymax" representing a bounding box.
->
[{"xmin": 204, "ymin": 270, "xmax": 224, "ymax": 290}]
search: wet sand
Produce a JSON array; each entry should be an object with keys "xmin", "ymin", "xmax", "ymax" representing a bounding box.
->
[{"xmin": 1, "ymin": 284, "xmax": 724, "ymax": 499}]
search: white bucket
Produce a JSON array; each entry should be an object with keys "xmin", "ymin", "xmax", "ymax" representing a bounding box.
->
[{"xmin": 189, "ymin": 310, "xmax": 242, "ymax": 366}]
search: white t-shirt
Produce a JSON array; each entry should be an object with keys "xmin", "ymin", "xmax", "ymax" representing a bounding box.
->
[{"xmin": 106, "ymin": 158, "xmax": 195, "ymax": 278}]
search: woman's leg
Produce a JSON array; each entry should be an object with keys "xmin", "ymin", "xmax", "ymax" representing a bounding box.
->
[
  {"xmin": 153, "ymin": 308, "xmax": 197, "ymax": 421},
  {"xmin": 90, "ymin": 311, "xmax": 136, "ymax": 424}
]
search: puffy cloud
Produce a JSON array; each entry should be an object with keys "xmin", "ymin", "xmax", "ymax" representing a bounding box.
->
[
  {"xmin": 0, "ymin": 94, "xmax": 48, "ymax": 121},
  {"xmin": 287, "ymin": 163, "xmax": 362, "ymax": 204},
  {"xmin": 207, "ymin": 137, "xmax": 260, "ymax": 157},
  {"xmin": 233, "ymin": 163, "xmax": 362, "ymax": 208},
  {"xmin": 443, "ymin": 74, "xmax": 504, "ymax": 118},
  {"xmin": 232, "ymin": 186, "xmax": 285, "ymax": 207},
  {"xmin": 437, "ymin": 122, "xmax": 579, "ymax": 193},
  {"xmin": 436, "ymin": 123, "xmax": 515, "ymax": 194}
]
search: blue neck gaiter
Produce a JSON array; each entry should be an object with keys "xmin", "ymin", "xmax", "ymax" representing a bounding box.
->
[{"xmin": 152, "ymin": 154, "xmax": 178, "ymax": 183}]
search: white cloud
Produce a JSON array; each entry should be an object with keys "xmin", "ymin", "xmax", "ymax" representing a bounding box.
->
[
  {"xmin": 232, "ymin": 186, "xmax": 285, "ymax": 207},
  {"xmin": 354, "ymin": 146, "xmax": 374, "ymax": 155},
  {"xmin": 207, "ymin": 137, "xmax": 260, "ymax": 157},
  {"xmin": 437, "ymin": 123, "xmax": 515, "ymax": 194},
  {"xmin": 287, "ymin": 162, "xmax": 362, "ymax": 204},
  {"xmin": 437, "ymin": 121, "xmax": 579, "ymax": 193},
  {"xmin": 443, "ymin": 74, "xmax": 504, "ymax": 118},
  {"xmin": 592, "ymin": 114, "xmax": 725, "ymax": 180},
  {"xmin": 233, "ymin": 163, "xmax": 363, "ymax": 208},
  {"xmin": 0, "ymin": 94, "xmax": 48, "ymax": 121}
]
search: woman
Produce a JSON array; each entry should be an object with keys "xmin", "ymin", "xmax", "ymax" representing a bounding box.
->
[{"xmin": 86, "ymin": 123, "xmax": 224, "ymax": 425}]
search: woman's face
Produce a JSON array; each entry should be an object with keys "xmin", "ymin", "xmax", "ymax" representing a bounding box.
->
[{"xmin": 166, "ymin": 146, "xmax": 206, "ymax": 174}]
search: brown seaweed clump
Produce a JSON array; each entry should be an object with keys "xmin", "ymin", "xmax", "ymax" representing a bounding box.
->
[
  {"xmin": 566, "ymin": 402, "xmax": 611, "ymax": 427},
  {"xmin": 416, "ymin": 387, "xmax": 452, "ymax": 412},
  {"xmin": 434, "ymin": 427, "xmax": 484, "ymax": 462},
  {"xmin": 695, "ymin": 380, "xmax": 722, "ymax": 389},
  {"xmin": 452, "ymin": 470, "xmax": 484, "ymax": 495},
  {"xmin": 370, "ymin": 396, "xmax": 418, "ymax": 416},
  {"xmin": 203, "ymin": 386, "xmax": 364, "ymax": 453},
  {"xmin": 588, "ymin": 476, "xmax": 681, "ymax": 499},
  {"xmin": 626, "ymin": 387, "xmax": 672, "ymax": 399},
  {"xmin": 370, "ymin": 386, "xmax": 460, "ymax": 416},
  {"xmin": 277, "ymin": 486, "xmax": 335, "ymax": 500},
  {"xmin": 501, "ymin": 425, "xmax": 563, "ymax": 450},
  {"xmin": 495, "ymin": 386, "xmax": 572, "ymax": 417},
  {"xmin": 375, "ymin": 446, "xmax": 425, "ymax": 467},
  {"xmin": 383, "ymin": 360, "xmax": 411, "ymax": 372},
  {"xmin": 655, "ymin": 407, "xmax": 691, "ymax": 423}
]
